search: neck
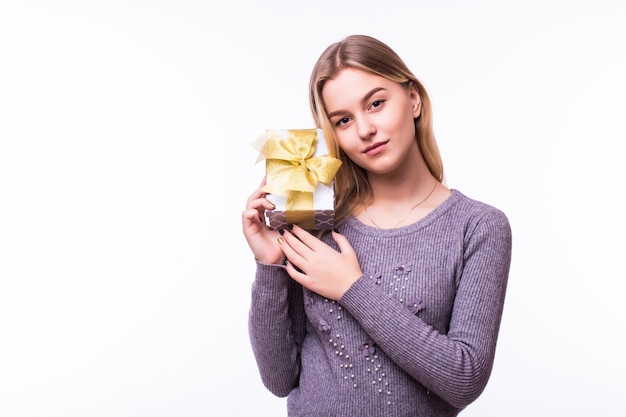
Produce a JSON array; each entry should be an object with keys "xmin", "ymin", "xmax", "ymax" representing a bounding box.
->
[
  {"xmin": 363, "ymin": 179, "xmax": 439, "ymax": 229},
  {"xmin": 367, "ymin": 150, "xmax": 434, "ymax": 205}
]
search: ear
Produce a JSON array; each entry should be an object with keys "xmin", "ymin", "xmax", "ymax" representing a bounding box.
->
[{"xmin": 409, "ymin": 83, "xmax": 421, "ymax": 118}]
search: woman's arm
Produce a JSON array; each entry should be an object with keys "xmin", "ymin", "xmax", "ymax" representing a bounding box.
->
[
  {"xmin": 248, "ymin": 262, "xmax": 306, "ymax": 397},
  {"xmin": 339, "ymin": 209, "xmax": 512, "ymax": 408}
]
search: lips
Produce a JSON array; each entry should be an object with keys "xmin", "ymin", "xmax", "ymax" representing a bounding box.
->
[{"xmin": 363, "ymin": 141, "xmax": 389, "ymax": 154}]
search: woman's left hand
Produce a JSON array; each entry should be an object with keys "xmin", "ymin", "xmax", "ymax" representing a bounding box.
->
[{"xmin": 277, "ymin": 225, "xmax": 362, "ymax": 300}]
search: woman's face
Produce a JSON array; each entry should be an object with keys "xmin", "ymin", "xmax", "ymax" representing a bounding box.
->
[{"xmin": 322, "ymin": 67, "xmax": 421, "ymax": 176}]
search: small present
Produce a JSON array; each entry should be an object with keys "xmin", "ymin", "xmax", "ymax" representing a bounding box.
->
[{"xmin": 252, "ymin": 128, "xmax": 342, "ymax": 230}]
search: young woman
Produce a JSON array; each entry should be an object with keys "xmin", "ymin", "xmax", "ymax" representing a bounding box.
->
[{"xmin": 242, "ymin": 34, "xmax": 512, "ymax": 416}]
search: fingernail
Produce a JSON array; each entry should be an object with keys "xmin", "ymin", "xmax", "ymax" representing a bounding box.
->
[
  {"xmin": 287, "ymin": 224, "xmax": 294, "ymax": 230},
  {"xmin": 267, "ymin": 199, "xmax": 275, "ymax": 209},
  {"xmin": 279, "ymin": 229, "xmax": 285, "ymax": 235},
  {"xmin": 333, "ymin": 228, "xmax": 339, "ymax": 233},
  {"xmin": 277, "ymin": 237, "xmax": 284, "ymax": 244}
]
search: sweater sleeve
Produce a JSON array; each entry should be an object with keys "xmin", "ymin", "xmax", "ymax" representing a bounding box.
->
[
  {"xmin": 338, "ymin": 209, "xmax": 512, "ymax": 409},
  {"xmin": 248, "ymin": 261, "xmax": 306, "ymax": 397}
]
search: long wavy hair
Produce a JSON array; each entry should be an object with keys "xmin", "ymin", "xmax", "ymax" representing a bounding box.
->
[{"xmin": 309, "ymin": 34, "xmax": 444, "ymax": 228}]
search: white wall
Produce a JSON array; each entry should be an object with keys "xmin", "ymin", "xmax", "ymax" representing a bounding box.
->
[{"xmin": 1, "ymin": 1, "xmax": 624, "ymax": 416}]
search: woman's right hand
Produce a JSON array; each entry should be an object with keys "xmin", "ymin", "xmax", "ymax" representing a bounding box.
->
[{"xmin": 242, "ymin": 178, "xmax": 285, "ymax": 265}]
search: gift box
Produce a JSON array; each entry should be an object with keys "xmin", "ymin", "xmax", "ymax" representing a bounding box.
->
[{"xmin": 252, "ymin": 128, "xmax": 342, "ymax": 230}]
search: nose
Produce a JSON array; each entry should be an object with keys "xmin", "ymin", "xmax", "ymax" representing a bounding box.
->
[{"xmin": 355, "ymin": 116, "xmax": 376, "ymax": 140}]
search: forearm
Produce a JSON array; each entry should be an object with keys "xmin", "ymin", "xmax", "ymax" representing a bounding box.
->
[
  {"xmin": 248, "ymin": 262, "xmax": 305, "ymax": 397},
  {"xmin": 339, "ymin": 277, "xmax": 499, "ymax": 408}
]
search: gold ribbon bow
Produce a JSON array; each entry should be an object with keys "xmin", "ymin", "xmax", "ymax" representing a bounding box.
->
[{"xmin": 254, "ymin": 129, "xmax": 342, "ymax": 229}]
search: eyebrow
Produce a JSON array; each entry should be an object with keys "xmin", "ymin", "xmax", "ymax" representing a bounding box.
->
[{"xmin": 327, "ymin": 87, "xmax": 386, "ymax": 119}]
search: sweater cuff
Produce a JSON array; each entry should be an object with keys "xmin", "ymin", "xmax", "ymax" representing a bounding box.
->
[{"xmin": 254, "ymin": 260, "xmax": 289, "ymax": 291}]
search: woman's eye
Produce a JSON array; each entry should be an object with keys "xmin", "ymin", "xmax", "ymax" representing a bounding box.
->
[
  {"xmin": 335, "ymin": 117, "xmax": 351, "ymax": 127},
  {"xmin": 370, "ymin": 99, "xmax": 385, "ymax": 109}
]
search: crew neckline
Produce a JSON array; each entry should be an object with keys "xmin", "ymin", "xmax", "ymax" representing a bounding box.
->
[{"xmin": 345, "ymin": 189, "xmax": 463, "ymax": 236}]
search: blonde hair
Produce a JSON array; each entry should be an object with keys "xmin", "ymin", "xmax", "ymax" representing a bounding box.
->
[{"xmin": 309, "ymin": 34, "xmax": 444, "ymax": 227}]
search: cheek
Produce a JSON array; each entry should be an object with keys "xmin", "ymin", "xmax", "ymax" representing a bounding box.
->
[
  {"xmin": 392, "ymin": 107, "xmax": 417, "ymax": 138},
  {"xmin": 403, "ymin": 117, "xmax": 417, "ymax": 137},
  {"xmin": 335, "ymin": 131, "xmax": 358, "ymax": 154}
]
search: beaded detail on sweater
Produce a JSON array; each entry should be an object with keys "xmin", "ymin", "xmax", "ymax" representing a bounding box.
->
[{"xmin": 305, "ymin": 258, "xmax": 427, "ymax": 407}]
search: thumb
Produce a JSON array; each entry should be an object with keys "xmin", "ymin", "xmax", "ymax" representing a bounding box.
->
[{"xmin": 332, "ymin": 230, "xmax": 355, "ymax": 256}]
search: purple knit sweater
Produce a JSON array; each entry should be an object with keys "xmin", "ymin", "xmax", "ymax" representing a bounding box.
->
[{"xmin": 248, "ymin": 190, "xmax": 512, "ymax": 416}]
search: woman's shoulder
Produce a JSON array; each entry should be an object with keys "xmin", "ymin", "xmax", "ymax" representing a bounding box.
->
[
  {"xmin": 448, "ymin": 189, "xmax": 511, "ymax": 234},
  {"xmin": 448, "ymin": 189, "xmax": 507, "ymax": 215}
]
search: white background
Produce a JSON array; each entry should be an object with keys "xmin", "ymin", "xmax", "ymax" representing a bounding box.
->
[{"xmin": 1, "ymin": 1, "xmax": 625, "ymax": 416}]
